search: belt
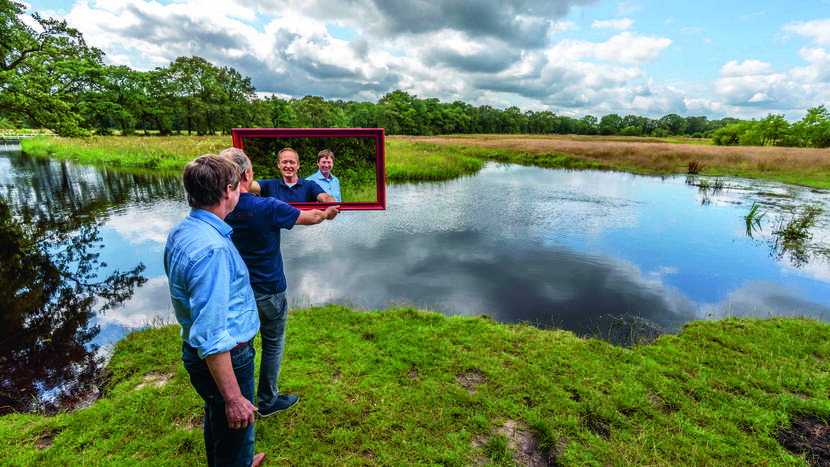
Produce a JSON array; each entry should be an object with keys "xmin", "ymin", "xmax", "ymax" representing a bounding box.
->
[{"xmin": 232, "ymin": 341, "xmax": 249, "ymax": 351}]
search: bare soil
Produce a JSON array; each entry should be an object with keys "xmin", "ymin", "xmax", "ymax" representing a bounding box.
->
[{"xmin": 778, "ymin": 415, "xmax": 830, "ymax": 466}]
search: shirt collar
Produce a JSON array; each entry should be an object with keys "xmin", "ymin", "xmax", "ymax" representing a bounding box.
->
[
  {"xmin": 278, "ymin": 177, "xmax": 304, "ymax": 188},
  {"xmin": 189, "ymin": 208, "xmax": 233, "ymax": 236}
]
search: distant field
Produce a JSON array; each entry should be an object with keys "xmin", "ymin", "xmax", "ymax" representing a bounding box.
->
[{"xmin": 390, "ymin": 134, "xmax": 830, "ymax": 188}]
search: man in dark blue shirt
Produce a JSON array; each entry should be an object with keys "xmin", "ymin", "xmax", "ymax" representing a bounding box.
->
[
  {"xmin": 221, "ymin": 148, "xmax": 339, "ymax": 418},
  {"xmin": 251, "ymin": 147, "xmax": 336, "ymax": 203}
]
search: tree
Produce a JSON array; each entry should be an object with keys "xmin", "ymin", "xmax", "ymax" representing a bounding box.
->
[
  {"xmin": 757, "ymin": 113, "xmax": 789, "ymax": 146},
  {"xmin": 291, "ymin": 95, "xmax": 347, "ymax": 128},
  {"xmin": 599, "ymin": 113, "xmax": 623, "ymax": 135},
  {"xmin": 657, "ymin": 113, "xmax": 687, "ymax": 135},
  {"xmin": 0, "ymin": 1, "xmax": 104, "ymax": 136}
]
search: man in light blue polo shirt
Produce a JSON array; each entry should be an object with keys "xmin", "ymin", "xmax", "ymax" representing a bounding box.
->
[
  {"xmin": 164, "ymin": 154, "xmax": 266, "ymax": 467},
  {"xmin": 306, "ymin": 149, "xmax": 341, "ymax": 202}
]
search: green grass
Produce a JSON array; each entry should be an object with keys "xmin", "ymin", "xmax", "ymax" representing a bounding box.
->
[
  {"xmin": 22, "ymin": 135, "xmax": 230, "ymax": 172},
  {"xmin": 2, "ymin": 306, "xmax": 828, "ymax": 465},
  {"xmin": 386, "ymin": 141, "xmax": 607, "ymax": 183}
]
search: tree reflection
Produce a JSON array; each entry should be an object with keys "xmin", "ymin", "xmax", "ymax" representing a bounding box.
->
[{"xmin": 0, "ymin": 154, "xmax": 158, "ymax": 415}]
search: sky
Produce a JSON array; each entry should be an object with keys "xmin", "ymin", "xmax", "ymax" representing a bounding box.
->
[{"xmin": 23, "ymin": 0, "xmax": 830, "ymax": 121}]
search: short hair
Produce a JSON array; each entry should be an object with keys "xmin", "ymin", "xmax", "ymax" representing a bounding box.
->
[
  {"xmin": 317, "ymin": 149, "xmax": 334, "ymax": 162},
  {"xmin": 219, "ymin": 147, "xmax": 251, "ymax": 177},
  {"xmin": 183, "ymin": 154, "xmax": 241, "ymax": 209},
  {"xmin": 278, "ymin": 147, "xmax": 298, "ymax": 162}
]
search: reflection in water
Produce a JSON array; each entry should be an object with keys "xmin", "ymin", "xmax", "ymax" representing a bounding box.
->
[
  {"xmin": 3, "ymin": 152, "xmax": 830, "ymax": 412},
  {"xmin": 0, "ymin": 152, "xmax": 179, "ymax": 414}
]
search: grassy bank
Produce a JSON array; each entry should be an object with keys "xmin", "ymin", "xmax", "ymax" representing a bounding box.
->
[
  {"xmin": 23, "ymin": 134, "xmax": 830, "ymax": 189},
  {"xmin": 2, "ymin": 306, "xmax": 828, "ymax": 465},
  {"xmin": 390, "ymin": 135, "xmax": 830, "ymax": 189}
]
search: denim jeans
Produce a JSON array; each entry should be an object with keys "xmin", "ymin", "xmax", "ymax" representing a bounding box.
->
[
  {"xmin": 253, "ymin": 290, "xmax": 288, "ymax": 412},
  {"xmin": 182, "ymin": 341, "xmax": 256, "ymax": 467}
]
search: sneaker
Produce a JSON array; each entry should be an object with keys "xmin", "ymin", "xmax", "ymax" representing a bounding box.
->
[{"xmin": 258, "ymin": 394, "xmax": 299, "ymax": 418}]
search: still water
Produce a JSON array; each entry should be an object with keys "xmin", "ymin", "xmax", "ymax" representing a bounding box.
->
[{"xmin": 3, "ymin": 150, "xmax": 830, "ymax": 412}]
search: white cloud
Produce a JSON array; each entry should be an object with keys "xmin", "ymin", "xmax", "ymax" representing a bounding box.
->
[
  {"xmin": 594, "ymin": 32, "xmax": 672, "ymax": 64},
  {"xmin": 783, "ymin": 17, "xmax": 830, "ymax": 47},
  {"xmin": 719, "ymin": 59, "xmax": 775, "ymax": 77},
  {"xmin": 592, "ymin": 18, "xmax": 633, "ymax": 30}
]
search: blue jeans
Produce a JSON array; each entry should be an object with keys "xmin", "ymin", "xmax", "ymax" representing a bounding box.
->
[
  {"xmin": 253, "ymin": 290, "xmax": 288, "ymax": 411},
  {"xmin": 182, "ymin": 342, "xmax": 256, "ymax": 467}
]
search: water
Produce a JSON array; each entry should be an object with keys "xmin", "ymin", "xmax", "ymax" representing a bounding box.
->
[{"xmin": 3, "ymin": 150, "xmax": 830, "ymax": 413}]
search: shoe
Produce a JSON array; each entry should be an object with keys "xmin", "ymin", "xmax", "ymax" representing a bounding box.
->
[
  {"xmin": 258, "ymin": 394, "xmax": 299, "ymax": 418},
  {"xmin": 252, "ymin": 452, "xmax": 266, "ymax": 467}
]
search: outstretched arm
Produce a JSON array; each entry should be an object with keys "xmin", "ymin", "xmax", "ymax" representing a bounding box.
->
[
  {"xmin": 296, "ymin": 205, "xmax": 340, "ymax": 225},
  {"xmin": 316, "ymin": 192, "xmax": 336, "ymax": 203}
]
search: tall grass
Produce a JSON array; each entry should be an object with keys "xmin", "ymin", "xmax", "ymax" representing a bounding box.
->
[
  {"xmin": 391, "ymin": 135, "xmax": 830, "ymax": 188},
  {"xmin": 22, "ymin": 135, "xmax": 231, "ymax": 172}
]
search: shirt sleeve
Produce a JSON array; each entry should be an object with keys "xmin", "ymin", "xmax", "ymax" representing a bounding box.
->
[
  {"xmin": 258, "ymin": 179, "xmax": 273, "ymax": 198},
  {"xmin": 307, "ymin": 180, "xmax": 326, "ymax": 201},
  {"xmin": 185, "ymin": 246, "xmax": 237, "ymax": 358},
  {"xmin": 270, "ymin": 199, "xmax": 301, "ymax": 230}
]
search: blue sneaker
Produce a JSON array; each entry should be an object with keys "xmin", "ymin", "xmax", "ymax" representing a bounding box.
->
[{"xmin": 258, "ymin": 394, "xmax": 299, "ymax": 418}]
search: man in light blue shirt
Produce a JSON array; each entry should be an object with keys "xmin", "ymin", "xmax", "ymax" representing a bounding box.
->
[
  {"xmin": 164, "ymin": 154, "xmax": 266, "ymax": 467},
  {"xmin": 306, "ymin": 149, "xmax": 341, "ymax": 202}
]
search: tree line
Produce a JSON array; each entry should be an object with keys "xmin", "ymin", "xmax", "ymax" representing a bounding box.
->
[{"xmin": 2, "ymin": 1, "xmax": 828, "ymax": 147}]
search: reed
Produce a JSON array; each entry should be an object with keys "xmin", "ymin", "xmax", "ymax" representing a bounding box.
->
[{"xmin": 745, "ymin": 202, "xmax": 766, "ymax": 237}]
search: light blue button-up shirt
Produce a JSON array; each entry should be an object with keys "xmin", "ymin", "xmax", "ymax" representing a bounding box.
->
[
  {"xmin": 164, "ymin": 208, "xmax": 259, "ymax": 359},
  {"xmin": 307, "ymin": 170, "xmax": 341, "ymax": 202}
]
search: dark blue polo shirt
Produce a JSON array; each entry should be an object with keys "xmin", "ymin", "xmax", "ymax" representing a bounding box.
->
[
  {"xmin": 225, "ymin": 193, "xmax": 301, "ymax": 294},
  {"xmin": 258, "ymin": 177, "xmax": 326, "ymax": 203}
]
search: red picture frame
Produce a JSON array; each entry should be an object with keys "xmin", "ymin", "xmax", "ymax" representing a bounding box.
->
[{"xmin": 232, "ymin": 128, "xmax": 386, "ymax": 211}]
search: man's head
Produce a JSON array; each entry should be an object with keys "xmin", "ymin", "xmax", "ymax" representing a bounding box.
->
[
  {"xmin": 316, "ymin": 149, "xmax": 334, "ymax": 178},
  {"xmin": 219, "ymin": 147, "xmax": 253, "ymax": 190},
  {"xmin": 278, "ymin": 148, "xmax": 300, "ymax": 182},
  {"xmin": 183, "ymin": 154, "xmax": 241, "ymax": 211}
]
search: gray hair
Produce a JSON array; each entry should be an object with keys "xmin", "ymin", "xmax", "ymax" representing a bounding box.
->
[{"xmin": 219, "ymin": 147, "xmax": 251, "ymax": 177}]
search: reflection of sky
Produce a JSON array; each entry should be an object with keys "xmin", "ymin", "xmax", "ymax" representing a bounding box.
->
[{"xmin": 10, "ymin": 155, "xmax": 829, "ymax": 347}]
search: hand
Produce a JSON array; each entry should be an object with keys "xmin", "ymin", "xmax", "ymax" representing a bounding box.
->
[
  {"xmin": 324, "ymin": 205, "xmax": 340, "ymax": 220},
  {"xmin": 225, "ymin": 395, "xmax": 258, "ymax": 429}
]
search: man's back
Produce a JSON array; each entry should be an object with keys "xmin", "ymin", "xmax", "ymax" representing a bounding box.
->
[{"xmin": 224, "ymin": 193, "xmax": 300, "ymax": 294}]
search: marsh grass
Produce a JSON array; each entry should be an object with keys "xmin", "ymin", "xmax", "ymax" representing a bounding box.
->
[
  {"xmin": 3, "ymin": 306, "xmax": 829, "ymax": 465},
  {"xmin": 392, "ymin": 135, "xmax": 830, "ymax": 188},
  {"xmin": 774, "ymin": 206, "xmax": 824, "ymax": 242},
  {"xmin": 22, "ymin": 135, "xmax": 229, "ymax": 172},
  {"xmin": 745, "ymin": 202, "xmax": 767, "ymax": 237}
]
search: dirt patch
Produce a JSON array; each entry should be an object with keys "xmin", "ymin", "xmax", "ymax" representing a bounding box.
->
[
  {"xmin": 472, "ymin": 419, "xmax": 562, "ymax": 466},
  {"xmin": 778, "ymin": 415, "xmax": 830, "ymax": 466},
  {"xmin": 456, "ymin": 370, "xmax": 487, "ymax": 394},
  {"xmin": 34, "ymin": 431, "xmax": 58, "ymax": 450},
  {"xmin": 175, "ymin": 415, "xmax": 203, "ymax": 432},
  {"xmin": 133, "ymin": 371, "xmax": 173, "ymax": 391}
]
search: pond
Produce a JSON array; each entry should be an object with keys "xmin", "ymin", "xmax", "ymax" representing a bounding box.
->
[{"xmin": 2, "ymin": 150, "xmax": 830, "ymax": 413}]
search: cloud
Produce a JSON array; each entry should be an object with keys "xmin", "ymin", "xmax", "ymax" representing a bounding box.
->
[
  {"xmin": 257, "ymin": 0, "xmax": 601, "ymax": 49},
  {"xmin": 783, "ymin": 17, "xmax": 830, "ymax": 46},
  {"xmin": 714, "ymin": 53, "xmax": 830, "ymax": 114},
  {"xmin": 592, "ymin": 18, "xmax": 633, "ymax": 30},
  {"xmin": 719, "ymin": 59, "xmax": 775, "ymax": 77},
  {"xmin": 594, "ymin": 32, "xmax": 672, "ymax": 64}
]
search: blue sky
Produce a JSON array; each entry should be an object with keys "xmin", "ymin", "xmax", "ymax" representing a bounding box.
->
[{"xmin": 24, "ymin": 0, "xmax": 830, "ymax": 120}]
